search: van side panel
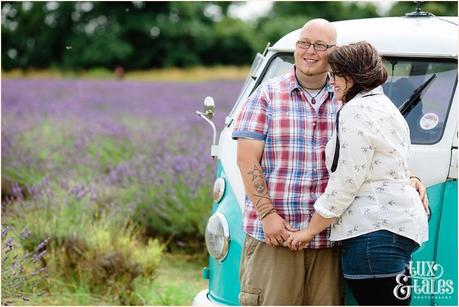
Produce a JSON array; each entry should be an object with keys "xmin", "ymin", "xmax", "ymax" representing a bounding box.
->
[
  {"xmin": 207, "ymin": 161, "xmax": 244, "ymax": 306},
  {"xmin": 433, "ymin": 179, "xmax": 458, "ymax": 306},
  {"xmin": 409, "ymin": 182, "xmax": 446, "ymax": 305}
]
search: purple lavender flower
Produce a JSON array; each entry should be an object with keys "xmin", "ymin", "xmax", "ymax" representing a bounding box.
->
[
  {"xmin": 11, "ymin": 182, "xmax": 23, "ymax": 200},
  {"xmin": 33, "ymin": 238, "xmax": 49, "ymax": 253},
  {"xmin": 32, "ymin": 250, "xmax": 46, "ymax": 263},
  {"xmin": 3, "ymin": 238, "xmax": 14, "ymax": 252},
  {"xmin": 2, "ymin": 77, "xmax": 243, "ymax": 242},
  {"xmin": 19, "ymin": 226, "xmax": 31, "ymax": 240},
  {"xmin": 1, "ymin": 226, "xmax": 10, "ymax": 239}
]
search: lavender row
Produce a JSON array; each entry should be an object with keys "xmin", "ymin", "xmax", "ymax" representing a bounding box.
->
[{"xmin": 2, "ymin": 78, "xmax": 243, "ymax": 241}]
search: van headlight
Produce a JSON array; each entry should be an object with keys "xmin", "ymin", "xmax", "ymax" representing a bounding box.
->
[{"xmin": 205, "ymin": 212, "xmax": 230, "ymax": 261}]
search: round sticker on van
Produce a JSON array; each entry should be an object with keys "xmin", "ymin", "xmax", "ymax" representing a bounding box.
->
[{"xmin": 419, "ymin": 113, "xmax": 439, "ymax": 130}]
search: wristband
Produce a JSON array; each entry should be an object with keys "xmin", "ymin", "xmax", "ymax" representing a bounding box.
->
[
  {"xmin": 260, "ymin": 208, "xmax": 276, "ymax": 221},
  {"xmin": 410, "ymin": 175, "xmax": 422, "ymax": 182}
]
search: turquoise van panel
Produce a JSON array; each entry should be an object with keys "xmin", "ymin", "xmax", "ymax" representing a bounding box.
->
[
  {"xmin": 206, "ymin": 165, "xmax": 457, "ymax": 306},
  {"xmin": 410, "ymin": 182, "xmax": 448, "ymax": 306},
  {"xmin": 433, "ymin": 179, "xmax": 458, "ymax": 306},
  {"xmin": 207, "ymin": 161, "xmax": 244, "ymax": 305}
]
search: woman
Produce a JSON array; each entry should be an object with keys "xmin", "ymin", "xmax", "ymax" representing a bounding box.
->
[{"xmin": 286, "ymin": 41, "xmax": 428, "ymax": 305}]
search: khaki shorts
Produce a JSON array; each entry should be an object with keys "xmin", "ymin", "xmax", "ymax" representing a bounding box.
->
[{"xmin": 239, "ymin": 235, "xmax": 343, "ymax": 306}]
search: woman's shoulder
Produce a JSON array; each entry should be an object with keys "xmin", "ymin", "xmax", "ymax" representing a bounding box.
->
[{"xmin": 346, "ymin": 87, "xmax": 398, "ymax": 113}]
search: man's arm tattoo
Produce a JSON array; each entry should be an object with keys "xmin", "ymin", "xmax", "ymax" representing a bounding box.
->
[{"xmin": 247, "ymin": 164, "xmax": 273, "ymax": 214}]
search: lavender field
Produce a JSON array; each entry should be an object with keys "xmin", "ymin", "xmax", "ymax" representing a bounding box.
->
[{"xmin": 1, "ymin": 78, "xmax": 243, "ymax": 305}]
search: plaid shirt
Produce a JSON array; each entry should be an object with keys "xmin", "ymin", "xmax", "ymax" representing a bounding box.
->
[{"xmin": 232, "ymin": 67, "xmax": 340, "ymax": 249}]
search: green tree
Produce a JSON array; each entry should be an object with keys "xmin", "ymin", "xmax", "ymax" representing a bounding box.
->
[
  {"xmin": 5, "ymin": 1, "xmax": 455, "ymax": 70},
  {"xmin": 2, "ymin": 2, "xmax": 75, "ymax": 70},
  {"xmin": 387, "ymin": 1, "xmax": 458, "ymax": 17},
  {"xmin": 266, "ymin": 1, "xmax": 379, "ymax": 22},
  {"xmin": 254, "ymin": 1, "xmax": 380, "ymax": 51},
  {"xmin": 210, "ymin": 17, "xmax": 257, "ymax": 65}
]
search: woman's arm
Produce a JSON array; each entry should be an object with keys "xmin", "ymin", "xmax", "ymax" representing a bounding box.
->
[
  {"xmin": 287, "ymin": 103, "xmax": 377, "ymax": 251},
  {"xmin": 287, "ymin": 213, "xmax": 335, "ymax": 250},
  {"xmin": 314, "ymin": 104, "xmax": 376, "ymax": 219}
]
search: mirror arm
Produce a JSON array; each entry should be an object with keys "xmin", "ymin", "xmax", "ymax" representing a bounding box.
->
[{"xmin": 196, "ymin": 111, "xmax": 217, "ymax": 145}]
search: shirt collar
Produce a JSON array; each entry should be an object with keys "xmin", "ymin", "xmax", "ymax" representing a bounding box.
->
[
  {"xmin": 289, "ymin": 66, "xmax": 335, "ymax": 99},
  {"xmin": 356, "ymin": 85, "xmax": 384, "ymax": 99}
]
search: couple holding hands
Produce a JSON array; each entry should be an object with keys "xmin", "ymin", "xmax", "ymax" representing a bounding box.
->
[{"xmin": 233, "ymin": 18, "xmax": 429, "ymax": 306}]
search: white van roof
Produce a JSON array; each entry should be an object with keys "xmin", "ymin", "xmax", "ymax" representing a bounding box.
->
[{"xmin": 271, "ymin": 16, "xmax": 458, "ymax": 58}]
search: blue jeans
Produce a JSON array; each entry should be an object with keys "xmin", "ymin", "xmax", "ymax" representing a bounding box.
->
[{"xmin": 341, "ymin": 230, "xmax": 419, "ymax": 279}]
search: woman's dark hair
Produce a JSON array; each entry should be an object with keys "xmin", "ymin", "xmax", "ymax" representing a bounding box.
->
[{"xmin": 328, "ymin": 41, "xmax": 387, "ymax": 102}]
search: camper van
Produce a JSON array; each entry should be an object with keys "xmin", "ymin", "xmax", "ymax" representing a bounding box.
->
[{"xmin": 193, "ymin": 9, "xmax": 458, "ymax": 306}]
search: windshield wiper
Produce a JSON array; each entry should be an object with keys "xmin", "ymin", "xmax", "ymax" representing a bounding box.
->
[{"xmin": 399, "ymin": 74, "xmax": 436, "ymax": 117}]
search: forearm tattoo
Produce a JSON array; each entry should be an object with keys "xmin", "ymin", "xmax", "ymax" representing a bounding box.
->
[{"xmin": 247, "ymin": 164, "xmax": 273, "ymax": 214}]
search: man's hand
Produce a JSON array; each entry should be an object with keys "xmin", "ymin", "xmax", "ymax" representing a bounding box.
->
[
  {"xmin": 262, "ymin": 213, "xmax": 294, "ymax": 246},
  {"xmin": 410, "ymin": 176, "xmax": 430, "ymax": 217},
  {"xmin": 286, "ymin": 230, "xmax": 314, "ymax": 251}
]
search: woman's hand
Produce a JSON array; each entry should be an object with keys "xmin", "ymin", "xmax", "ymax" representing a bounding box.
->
[
  {"xmin": 286, "ymin": 230, "xmax": 314, "ymax": 251},
  {"xmin": 409, "ymin": 176, "xmax": 430, "ymax": 218}
]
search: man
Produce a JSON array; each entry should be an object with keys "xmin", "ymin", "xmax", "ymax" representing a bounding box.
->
[{"xmin": 232, "ymin": 18, "xmax": 428, "ymax": 306}]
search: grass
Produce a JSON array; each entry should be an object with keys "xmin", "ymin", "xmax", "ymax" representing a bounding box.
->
[
  {"xmin": 2, "ymin": 66, "xmax": 249, "ymax": 82},
  {"xmin": 130, "ymin": 253, "xmax": 207, "ymax": 306},
  {"xmin": 147, "ymin": 253, "xmax": 208, "ymax": 305},
  {"xmin": 22, "ymin": 252, "xmax": 207, "ymax": 306}
]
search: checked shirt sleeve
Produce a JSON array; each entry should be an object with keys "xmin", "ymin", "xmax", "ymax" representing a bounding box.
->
[
  {"xmin": 232, "ymin": 85, "xmax": 269, "ymax": 141},
  {"xmin": 314, "ymin": 104, "xmax": 375, "ymax": 218}
]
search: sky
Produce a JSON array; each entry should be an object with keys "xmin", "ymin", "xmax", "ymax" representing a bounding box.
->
[{"xmin": 228, "ymin": 0, "xmax": 398, "ymax": 21}]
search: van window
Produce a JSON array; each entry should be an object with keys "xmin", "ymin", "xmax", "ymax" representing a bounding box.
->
[
  {"xmin": 228, "ymin": 54, "xmax": 294, "ymax": 121},
  {"xmin": 239, "ymin": 54, "xmax": 457, "ymax": 145},
  {"xmin": 228, "ymin": 53, "xmax": 265, "ymax": 119},
  {"xmin": 382, "ymin": 58, "xmax": 457, "ymax": 144},
  {"xmin": 260, "ymin": 55, "xmax": 294, "ymax": 83}
]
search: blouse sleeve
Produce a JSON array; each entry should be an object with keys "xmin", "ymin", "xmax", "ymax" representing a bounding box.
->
[{"xmin": 314, "ymin": 104, "xmax": 376, "ymax": 218}]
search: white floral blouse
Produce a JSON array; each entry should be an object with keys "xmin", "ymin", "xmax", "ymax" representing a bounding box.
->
[{"xmin": 314, "ymin": 86, "xmax": 429, "ymax": 245}]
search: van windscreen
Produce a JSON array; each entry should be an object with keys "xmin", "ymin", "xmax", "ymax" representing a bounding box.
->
[
  {"xmin": 382, "ymin": 58, "xmax": 457, "ymax": 144},
  {"xmin": 251, "ymin": 54, "xmax": 457, "ymax": 145}
]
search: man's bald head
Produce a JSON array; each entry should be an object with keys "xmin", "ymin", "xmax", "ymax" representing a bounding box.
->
[
  {"xmin": 300, "ymin": 18, "xmax": 337, "ymax": 45},
  {"xmin": 294, "ymin": 18, "xmax": 337, "ymax": 87}
]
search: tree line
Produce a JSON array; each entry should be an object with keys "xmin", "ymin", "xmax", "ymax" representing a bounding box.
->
[{"xmin": 1, "ymin": 1, "xmax": 456, "ymax": 71}]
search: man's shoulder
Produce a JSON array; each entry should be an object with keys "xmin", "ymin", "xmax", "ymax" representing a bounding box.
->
[{"xmin": 257, "ymin": 71, "xmax": 295, "ymax": 94}]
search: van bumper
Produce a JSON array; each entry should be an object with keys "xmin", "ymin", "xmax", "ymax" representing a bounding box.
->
[{"xmin": 192, "ymin": 289, "xmax": 221, "ymax": 306}]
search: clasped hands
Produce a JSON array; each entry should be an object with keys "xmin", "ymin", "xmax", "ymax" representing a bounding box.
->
[{"xmin": 262, "ymin": 212, "xmax": 314, "ymax": 251}]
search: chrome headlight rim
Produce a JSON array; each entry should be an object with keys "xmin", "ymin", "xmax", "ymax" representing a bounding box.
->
[
  {"xmin": 205, "ymin": 212, "xmax": 230, "ymax": 262},
  {"xmin": 213, "ymin": 177, "xmax": 226, "ymax": 203}
]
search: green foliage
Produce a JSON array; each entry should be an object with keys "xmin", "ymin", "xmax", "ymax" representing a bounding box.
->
[
  {"xmin": 255, "ymin": 16, "xmax": 308, "ymax": 50},
  {"xmin": 212, "ymin": 17, "xmax": 257, "ymax": 65},
  {"xmin": 8, "ymin": 185, "xmax": 163, "ymax": 305},
  {"xmin": 62, "ymin": 19, "xmax": 133, "ymax": 69},
  {"xmin": 46, "ymin": 224, "xmax": 162, "ymax": 305},
  {"xmin": 8, "ymin": 1, "xmax": 455, "ymax": 70},
  {"xmin": 1, "ymin": 118, "xmax": 76, "ymax": 199},
  {"xmin": 40, "ymin": 280, "xmax": 116, "ymax": 305},
  {"xmin": 267, "ymin": 1, "xmax": 379, "ymax": 21},
  {"xmin": 5, "ymin": 1, "xmax": 453, "ymax": 71},
  {"xmin": 128, "ymin": 174, "xmax": 211, "ymax": 251},
  {"xmin": 86, "ymin": 137, "xmax": 135, "ymax": 173},
  {"xmin": 2, "ymin": 165, "xmax": 43, "ymax": 189},
  {"xmin": 387, "ymin": 1, "xmax": 458, "ymax": 17},
  {"xmin": 1, "ymin": 226, "xmax": 48, "ymax": 305}
]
